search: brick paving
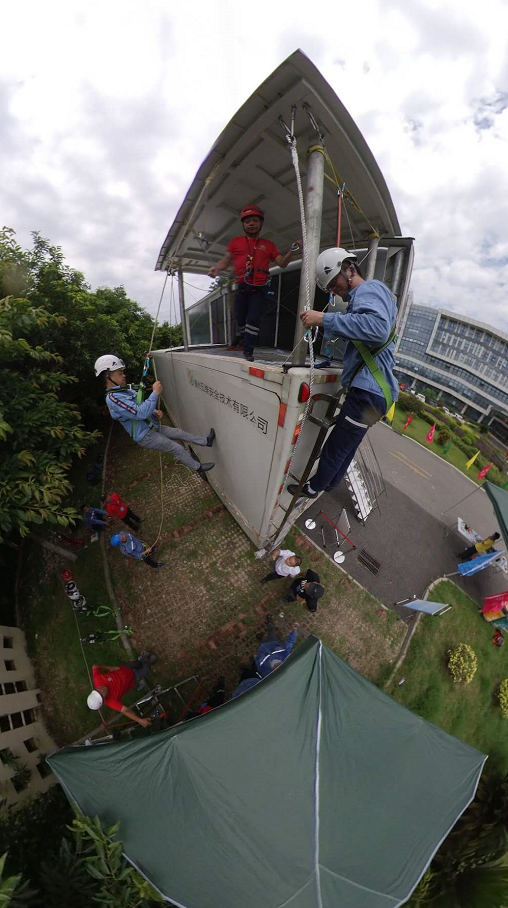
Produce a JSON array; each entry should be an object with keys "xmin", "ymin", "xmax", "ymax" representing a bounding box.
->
[{"xmin": 105, "ymin": 425, "xmax": 404, "ymax": 704}]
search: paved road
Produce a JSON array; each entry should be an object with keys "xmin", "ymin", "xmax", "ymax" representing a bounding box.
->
[{"xmin": 370, "ymin": 423, "xmax": 499, "ymax": 540}]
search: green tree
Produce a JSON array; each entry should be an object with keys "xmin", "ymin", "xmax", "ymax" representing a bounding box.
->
[
  {"xmin": 0, "ymin": 853, "xmax": 37, "ymax": 907},
  {"xmin": 0, "ymin": 294, "xmax": 97, "ymax": 541}
]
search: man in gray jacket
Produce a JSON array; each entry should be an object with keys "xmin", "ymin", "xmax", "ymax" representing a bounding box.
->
[{"xmin": 288, "ymin": 247, "xmax": 397, "ymax": 499}]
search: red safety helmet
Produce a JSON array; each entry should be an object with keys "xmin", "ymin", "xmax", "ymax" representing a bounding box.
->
[{"xmin": 240, "ymin": 205, "xmax": 264, "ymax": 221}]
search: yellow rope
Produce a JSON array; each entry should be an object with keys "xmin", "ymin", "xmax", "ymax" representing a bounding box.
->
[{"xmin": 322, "ymin": 148, "xmax": 380, "ymax": 239}]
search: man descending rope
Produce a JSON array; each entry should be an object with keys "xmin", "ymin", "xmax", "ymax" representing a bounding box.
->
[
  {"xmin": 288, "ymin": 247, "xmax": 398, "ymax": 500},
  {"xmin": 208, "ymin": 205, "xmax": 300, "ymax": 362},
  {"xmin": 94, "ymin": 355, "xmax": 216, "ymax": 475}
]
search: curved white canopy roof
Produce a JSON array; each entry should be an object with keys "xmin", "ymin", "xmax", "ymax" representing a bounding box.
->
[{"xmin": 156, "ymin": 50, "xmax": 401, "ymax": 274}]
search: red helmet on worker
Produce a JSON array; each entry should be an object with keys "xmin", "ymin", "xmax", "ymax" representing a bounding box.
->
[{"xmin": 240, "ymin": 205, "xmax": 264, "ymax": 221}]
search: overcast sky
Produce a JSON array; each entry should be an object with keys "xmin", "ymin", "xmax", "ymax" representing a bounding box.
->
[{"xmin": 2, "ymin": 0, "xmax": 508, "ymax": 333}]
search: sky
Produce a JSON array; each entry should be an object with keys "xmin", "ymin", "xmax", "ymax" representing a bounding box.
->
[{"xmin": 2, "ymin": 0, "xmax": 508, "ymax": 333}]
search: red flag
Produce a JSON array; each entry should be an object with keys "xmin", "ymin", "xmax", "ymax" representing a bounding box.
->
[
  {"xmin": 402, "ymin": 413, "xmax": 413, "ymax": 431},
  {"xmin": 477, "ymin": 463, "xmax": 493, "ymax": 480},
  {"xmin": 425, "ymin": 424, "xmax": 436, "ymax": 443}
]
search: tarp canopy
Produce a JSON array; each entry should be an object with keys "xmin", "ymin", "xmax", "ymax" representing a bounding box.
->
[
  {"xmin": 484, "ymin": 480, "xmax": 508, "ymax": 551},
  {"xmin": 48, "ymin": 638, "xmax": 486, "ymax": 908}
]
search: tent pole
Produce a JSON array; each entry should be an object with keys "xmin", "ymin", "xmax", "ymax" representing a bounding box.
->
[
  {"xmin": 178, "ymin": 265, "xmax": 189, "ymax": 351},
  {"xmin": 440, "ymin": 484, "xmax": 484, "ymax": 515},
  {"xmin": 291, "ymin": 145, "xmax": 325, "ymax": 367}
]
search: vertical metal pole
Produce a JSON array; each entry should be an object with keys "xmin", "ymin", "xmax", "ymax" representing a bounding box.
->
[
  {"xmin": 274, "ymin": 275, "xmax": 282, "ymax": 348},
  {"xmin": 177, "ymin": 266, "xmax": 189, "ymax": 351},
  {"xmin": 292, "ymin": 145, "xmax": 325, "ymax": 366},
  {"xmin": 364, "ymin": 234, "xmax": 379, "ymax": 281}
]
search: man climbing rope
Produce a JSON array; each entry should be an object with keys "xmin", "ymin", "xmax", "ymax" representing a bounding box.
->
[
  {"xmin": 208, "ymin": 205, "xmax": 300, "ymax": 362},
  {"xmin": 288, "ymin": 247, "xmax": 398, "ymax": 500},
  {"xmin": 110, "ymin": 531, "xmax": 165, "ymax": 568},
  {"xmin": 94, "ymin": 355, "xmax": 215, "ymax": 474},
  {"xmin": 87, "ymin": 654, "xmax": 156, "ymax": 727}
]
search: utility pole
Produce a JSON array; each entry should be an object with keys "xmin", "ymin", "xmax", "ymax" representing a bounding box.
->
[{"xmin": 291, "ymin": 145, "xmax": 325, "ymax": 366}]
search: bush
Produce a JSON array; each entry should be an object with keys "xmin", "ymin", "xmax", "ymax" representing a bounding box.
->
[
  {"xmin": 437, "ymin": 429, "xmax": 451, "ymax": 446},
  {"xmin": 397, "ymin": 392, "xmax": 416, "ymax": 413},
  {"xmin": 447, "ymin": 643, "xmax": 477, "ymax": 684},
  {"xmin": 498, "ymin": 680, "xmax": 508, "ymax": 719}
]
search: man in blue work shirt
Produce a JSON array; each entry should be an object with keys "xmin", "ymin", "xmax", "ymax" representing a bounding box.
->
[
  {"xmin": 93, "ymin": 355, "xmax": 215, "ymax": 475},
  {"xmin": 288, "ymin": 247, "xmax": 397, "ymax": 499},
  {"xmin": 110, "ymin": 531, "xmax": 164, "ymax": 569},
  {"xmin": 81, "ymin": 504, "xmax": 109, "ymax": 533},
  {"xmin": 255, "ymin": 616, "xmax": 299, "ymax": 677}
]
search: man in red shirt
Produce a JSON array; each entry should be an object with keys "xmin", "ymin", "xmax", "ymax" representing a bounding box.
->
[
  {"xmin": 87, "ymin": 654, "xmax": 156, "ymax": 727},
  {"xmin": 208, "ymin": 205, "xmax": 300, "ymax": 361},
  {"xmin": 102, "ymin": 491, "xmax": 141, "ymax": 531}
]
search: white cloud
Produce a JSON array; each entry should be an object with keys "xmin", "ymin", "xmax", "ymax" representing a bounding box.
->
[{"xmin": 1, "ymin": 0, "xmax": 508, "ymax": 336}]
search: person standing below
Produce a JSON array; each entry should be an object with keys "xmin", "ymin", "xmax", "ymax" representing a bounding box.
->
[
  {"xmin": 87, "ymin": 654, "xmax": 156, "ymax": 727},
  {"xmin": 81, "ymin": 505, "xmax": 109, "ymax": 534},
  {"xmin": 459, "ymin": 532, "xmax": 500, "ymax": 561},
  {"xmin": 260, "ymin": 548, "xmax": 301, "ymax": 583},
  {"xmin": 288, "ymin": 248, "xmax": 398, "ymax": 500},
  {"xmin": 102, "ymin": 492, "xmax": 142, "ymax": 532},
  {"xmin": 208, "ymin": 205, "xmax": 300, "ymax": 362},
  {"xmin": 284, "ymin": 569, "xmax": 324, "ymax": 614},
  {"xmin": 94, "ymin": 356, "xmax": 215, "ymax": 475},
  {"xmin": 110, "ymin": 531, "xmax": 164, "ymax": 568},
  {"xmin": 254, "ymin": 616, "xmax": 299, "ymax": 677}
]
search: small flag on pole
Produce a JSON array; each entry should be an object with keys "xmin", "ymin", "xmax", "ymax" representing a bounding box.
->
[
  {"xmin": 425, "ymin": 424, "xmax": 436, "ymax": 443},
  {"xmin": 402, "ymin": 413, "xmax": 413, "ymax": 431},
  {"xmin": 385, "ymin": 402, "xmax": 396, "ymax": 422},
  {"xmin": 465, "ymin": 451, "xmax": 480, "ymax": 469},
  {"xmin": 442, "ymin": 441, "xmax": 452, "ymax": 455},
  {"xmin": 477, "ymin": 463, "xmax": 493, "ymax": 480}
]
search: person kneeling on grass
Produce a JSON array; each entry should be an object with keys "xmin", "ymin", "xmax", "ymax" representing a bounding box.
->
[
  {"xmin": 110, "ymin": 531, "xmax": 164, "ymax": 568},
  {"xmin": 284, "ymin": 569, "xmax": 324, "ymax": 613},
  {"xmin": 87, "ymin": 654, "xmax": 156, "ymax": 728}
]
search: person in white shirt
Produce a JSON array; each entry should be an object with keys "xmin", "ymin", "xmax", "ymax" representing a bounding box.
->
[{"xmin": 260, "ymin": 548, "xmax": 302, "ymax": 583}]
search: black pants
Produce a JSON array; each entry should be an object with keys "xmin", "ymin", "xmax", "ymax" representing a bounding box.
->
[
  {"xmin": 261, "ymin": 571, "xmax": 283, "ymax": 583},
  {"xmin": 459, "ymin": 545, "xmax": 478, "ymax": 561},
  {"xmin": 233, "ymin": 284, "xmax": 267, "ymax": 354},
  {"xmin": 122, "ymin": 508, "xmax": 141, "ymax": 531},
  {"xmin": 263, "ymin": 622, "xmax": 279, "ymax": 643}
]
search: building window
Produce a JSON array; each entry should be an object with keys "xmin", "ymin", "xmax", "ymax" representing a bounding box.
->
[
  {"xmin": 0, "ymin": 748, "xmax": 13, "ymax": 765},
  {"xmin": 23, "ymin": 738, "xmax": 38, "ymax": 754},
  {"xmin": 0, "ymin": 716, "xmax": 10, "ymax": 733},
  {"xmin": 11, "ymin": 770, "xmax": 31, "ymax": 794},
  {"xmin": 2, "ymin": 637, "xmax": 13, "ymax": 649},
  {"xmin": 10, "ymin": 712, "xmax": 23, "ymax": 730},
  {"xmin": 36, "ymin": 761, "xmax": 52, "ymax": 780},
  {"xmin": 23, "ymin": 709, "xmax": 36, "ymax": 726},
  {"xmin": 14, "ymin": 681, "xmax": 27, "ymax": 693},
  {"xmin": 3, "ymin": 682, "xmax": 15, "ymax": 695},
  {"xmin": 4, "ymin": 661, "xmax": 16, "ymax": 672}
]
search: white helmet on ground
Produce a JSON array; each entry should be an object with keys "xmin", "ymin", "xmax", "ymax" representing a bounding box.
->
[
  {"xmin": 315, "ymin": 247, "xmax": 357, "ymax": 292},
  {"xmin": 87, "ymin": 690, "xmax": 104, "ymax": 710},
  {"xmin": 94, "ymin": 355, "xmax": 126, "ymax": 377}
]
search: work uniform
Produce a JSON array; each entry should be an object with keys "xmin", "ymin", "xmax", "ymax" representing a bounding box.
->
[
  {"xmin": 227, "ymin": 235, "xmax": 280, "ymax": 355},
  {"xmin": 311, "ymin": 280, "xmax": 398, "ymax": 493},
  {"xmin": 82, "ymin": 507, "xmax": 108, "ymax": 532},
  {"xmin": 91, "ymin": 658, "xmax": 152, "ymax": 713},
  {"xmin": 117, "ymin": 532, "xmax": 161, "ymax": 569},
  {"xmin": 254, "ymin": 626, "xmax": 298, "ymax": 678},
  {"xmin": 105, "ymin": 385, "xmax": 208, "ymax": 471},
  {"xmin": 105, "ymin": 493, "xmax": 141, "ymax": 531}
]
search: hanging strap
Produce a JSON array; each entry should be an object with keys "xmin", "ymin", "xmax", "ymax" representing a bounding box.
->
[{"xmin": 348, "ymin": 325, "xmax": 397, "ymax": 411}]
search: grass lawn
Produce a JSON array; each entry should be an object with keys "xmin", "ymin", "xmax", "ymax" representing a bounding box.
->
[
  {"xmin": 390, "ymin": 408, "xmax": 489, "ymax": 481},
  {"xmin": 388, "ymin": 580, "xmax": 508, "ymax": 777}
]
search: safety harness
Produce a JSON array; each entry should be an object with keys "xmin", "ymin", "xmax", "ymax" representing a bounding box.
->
[{"xmin": 349, "ymin": 324, "xmax": 397, "ymax": 412}]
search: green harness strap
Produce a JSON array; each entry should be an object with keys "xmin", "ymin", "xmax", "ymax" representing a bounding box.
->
[{"xmin": 349, "ymin": 325, "xmax": 397, "ymax": 412}]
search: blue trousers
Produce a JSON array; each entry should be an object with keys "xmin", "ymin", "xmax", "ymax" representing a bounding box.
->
[
  {"xmin": 311, "ymin": 388, "xmax": 386, "ymax": 492},
  {"xmin": 233, "ymin": 284, "xmax": 266, "ymax": 353}
]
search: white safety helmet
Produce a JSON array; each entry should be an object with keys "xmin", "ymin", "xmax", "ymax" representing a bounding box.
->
[
  {"xmin": 315, "ymin": 247, "xmax": 357, "ymax": 293},
  {"xmin": 87, "ymin": 690, "xmax": 104, "ymax": 710},
  {"xmin": 94, "ymin": 355, "xmax": 126, "ymax": 377}
]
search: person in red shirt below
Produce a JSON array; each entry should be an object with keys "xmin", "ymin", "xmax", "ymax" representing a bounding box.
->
[
  {"xmin": 87, "ymin": 654, "xmax": 156, "ymax": 727},
  {"xmin": 208, "ymin": 205, "xmax": 300, "ymax": 361},
  {"xmin": 101, "ymin": 491, "xmax": 142, "ymax": 532}
]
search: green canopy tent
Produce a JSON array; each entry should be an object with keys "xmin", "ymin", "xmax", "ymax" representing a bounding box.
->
[
  {"xmin": 484, "ymin": 481, "xmax": 508, "ymax": 550},
  {"xmin": 48, "ymin": 638, "xmax": 486, "ymax": 908}
]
